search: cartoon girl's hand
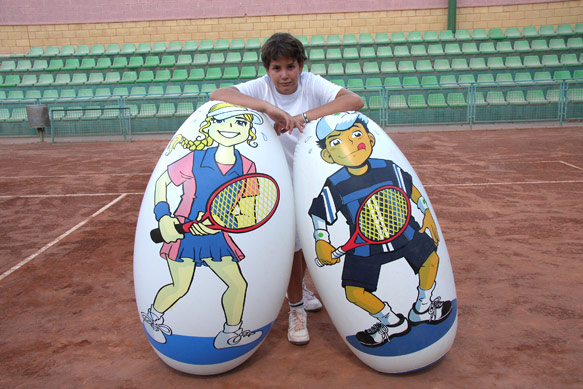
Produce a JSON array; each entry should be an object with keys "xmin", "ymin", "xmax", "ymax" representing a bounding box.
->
[
  {"xmin": 420, "ymin": 210, "xmax": 440, "ymax": 246},
  {"xmin": 315, "ymin": 240, "xmax": 340, "ymax": 266},
  {"xmin": 189, "ymin": 211, "xmax": 221, "ymax": 236},
  {"xmin": 159, "ymin": 215, "xmax": 184, "ymax": 243}
]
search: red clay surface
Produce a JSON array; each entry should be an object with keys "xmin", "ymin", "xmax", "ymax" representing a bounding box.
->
[{"xmin": 1, "ymin": 126, "xmax": 582, "ymax": 388}]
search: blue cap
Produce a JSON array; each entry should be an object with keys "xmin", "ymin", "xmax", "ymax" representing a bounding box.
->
[{"xmin": 315, "ymin": 112, "xmax": 368, "ymax": 140}]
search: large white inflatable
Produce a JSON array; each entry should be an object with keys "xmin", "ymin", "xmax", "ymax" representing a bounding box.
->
[
  {"xmin": 133, "ymin": 101, "xmax": 295, "ymax": 375},
  {"xmin": 294, "ymin": 112, "xmax": 457, "ymax": 373}
]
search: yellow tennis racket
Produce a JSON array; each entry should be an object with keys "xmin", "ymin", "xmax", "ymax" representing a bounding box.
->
[{"xmin": 151, "ymin": 173, "xmax": 279, "ymax": 243}]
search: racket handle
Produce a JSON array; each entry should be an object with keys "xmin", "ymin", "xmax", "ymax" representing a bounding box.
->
[
  {"xmin": 150, "ymin": 223, "xmax": 187, "ymax": 243},
  {"xmin": 314, "ymin": 247, "xmax": 345, "ymax": 267}
]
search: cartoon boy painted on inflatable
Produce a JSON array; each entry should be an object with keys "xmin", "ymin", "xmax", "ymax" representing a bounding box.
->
[
  {"xmin": 309, "ymin": 112, "xmax": 452, "ymax": 347},
  {"xmin": 141, "ymin": 102, "xmax": 264, "ymax": 349}
]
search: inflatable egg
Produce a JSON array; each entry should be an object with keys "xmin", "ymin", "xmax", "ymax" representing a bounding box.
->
[
  {"xmin": 294, "ymin": 112, "xmax": 457, "ymax": 373},
  {"xmin": 133, "ymin": 101, "xmax": 295, "ymax": 375}
]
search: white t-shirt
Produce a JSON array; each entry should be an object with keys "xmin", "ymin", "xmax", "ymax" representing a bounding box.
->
[{"xmin": 235, "ymin": 72, "xmax": 342, "ymax": 171}]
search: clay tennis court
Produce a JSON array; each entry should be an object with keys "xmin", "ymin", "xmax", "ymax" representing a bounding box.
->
[{"xmin": 1, "ymin": 123, "xmax": 582, "ymax": 388}]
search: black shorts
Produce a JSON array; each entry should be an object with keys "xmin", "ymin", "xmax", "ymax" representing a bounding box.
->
[{"xmin": 341, "ymin": 230, "xmax": 437, "ymax": 292}]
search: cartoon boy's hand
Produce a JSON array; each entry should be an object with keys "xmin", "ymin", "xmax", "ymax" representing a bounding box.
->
[
  {"xmin": 420, "ymin": 210, "xmax": 440, "ymax": 245},
  {"xmin": 315, "ymin": 240, "xmax": 340, "ymax": 266},
  {"xmin": 189, "ymin": 211, "xmax": 221, "ymax": 236},
  {"xmin": 159, "ymin": 215, "xmax": 184, "ymax": 243}
]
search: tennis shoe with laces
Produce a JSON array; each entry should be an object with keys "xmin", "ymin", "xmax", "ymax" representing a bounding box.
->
[
  {"xmin": 141, "ymin": 308, "xmax": 172, "ymax": 344},
  {"xmin": 355, "ymin": 314, "xmax": 409, "ymax": 347},
  {"xmin": 408, "ymin": 297, "xmax": 453, "ymax": 325},
  {"xmin": 303, "ymin": 282, "xmax": 322, "ymax": 312},
  {"xmin": 288, "ymin": 308, "xmax": 310, "ymax": 345},
  {"xmin": 214, "ymin": 327, "xmax": 262, "ymax": 349}
]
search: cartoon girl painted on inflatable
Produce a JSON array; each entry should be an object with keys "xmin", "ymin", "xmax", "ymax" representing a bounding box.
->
[{"xmin": 141, "ymin": 102, "xmax": 264, "ymax": 349}]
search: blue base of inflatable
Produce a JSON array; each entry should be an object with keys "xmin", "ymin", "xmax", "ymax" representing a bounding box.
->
[
  {"xmin": 144, "ymin": 322, "xmax": 274, "ymax": 365},
  {"xmin": 346, "ymin": 299, "xmax": 457, "ymax": 357}
]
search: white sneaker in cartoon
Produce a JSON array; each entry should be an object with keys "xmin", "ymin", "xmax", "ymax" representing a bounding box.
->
[
  {"xmin": 141, "ymin": 307, "xmax": 172, "ymax": 344},
  {"xmin": 214, "ymin": 326, "xmax": 262, "ymax": 349},
  {"xmin": 355, "ymin": 314, "xmax": 409, "ymax": 347},
  {"xmin": 408, "ymin": 297, "xmax": 453, "ymax": 325}
]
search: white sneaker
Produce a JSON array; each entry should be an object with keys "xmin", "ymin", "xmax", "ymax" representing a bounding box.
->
[
  {"xmin": 288, "ymin": 308, "xmax": 309, "ymax": 345},
  {"xmin": 214, "ymin": 327, "xmax": 262, "ymax": 349},
  {"xmin": 303, "ymin": 282, "xmax": 322, "ymax": 312},
  {"xmin": 141, "ymin": 308, "xmax": 172, "ymax": 344}
]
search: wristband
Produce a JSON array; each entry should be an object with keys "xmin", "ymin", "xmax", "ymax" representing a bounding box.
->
[
  {"xmin": 314, "ymin": 229, "xmax": 330, "ymax": 242},
  {"xmin": 417, "ymin": 196, "xmax": 428, "ymax": 213},
  {"xmin": 302, "ymin": 112, "xmax": 309, "ymax": 124},
  {"xmin": 154, "ymin": 201, "xmax": 171, "ymax": 221}
]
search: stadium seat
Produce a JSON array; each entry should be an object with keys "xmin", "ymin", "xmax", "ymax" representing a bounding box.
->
[
  {"xmin": 447, "ymin": 93, "xmax": 467, "ymax": 107},
  {"xmin": 410, "ymin": 45, "xmax": 427, "ymax": 56},
  {"xmin": 438, "ymin": 30, "xmax": 455, "ymax": 41},
  {"xmin": 458, "ymin": 74, "xmax": 476, "ymax": 85},
  {"xmin": 136, "ymin": 43, "xmax": 152, "ymax": 54},
  {"xmin": 505, "ymin": 27, "xmax": 522, "ymax": 39},
  {"xmin": 111, "ymin": 57, "xmax": 128, "ymax": 69},
  {"xmin": 121, "ymin": 71, "xmax": 139, "ymax": 83},
  {"xmin": 388, "ymin": 95, "xmax": 407, "ymax": 109},
  {"xmin": 374, "ymin": 33, "xmax": 390, "ymax": 44},
  {"xmin": 526, "ymin": 90, "xmax": 547, "ymax": 104},
  {"xmin": 522, "ymin": 26, "xmax": 539, "ymax": 38},
  {"xmin": 144, "ymin": 56, "xmax": 161, "ymax": 68},
  {"xmin": 343, "ymin": 48, "xmax": 359, "ymax": 60},
  {"xmin": 407, "ymin": 31, "xmax": 423, "ymax": 43},
  {"xmin": 245, "ymin": 38, "xmax": 261, "ymax": 50},
  {"xmin": 154, "ymin": 70, "xmax": 171, "ymax": 82},
  {"xmin": 187, "ymin": 69, "xmax": 204, "ymax": 81},
  {"xmin": 70, "ymin": 73, "xmax": 88, "ymax": 86},
  {"xmin": 328, "ymin": 63, "xmax": 344, "ymax": 76},
  {"xmin": 53, "ymin": 73, "xmax": 71, "ymax": 86},
  {"xmin": 376, "ymin": 46, "xmax": 393, "ymax": 58},
  {"xmin": 427, "ymin": 44, "xmax": 444, "ymax": 56},
  {"xmin": 415, "ymin": 60, "xmax": 433, "ymax": 72},
  {"xmin": 513, "ymin": 40, "xmax": 531, "ymax": 52},
  {"xmin": 496, "ymin": 41, "xmax": 513, "ymax": 53},
  {"xmin": 391, "ymin": 32, "xmax": 407, "ymax": 44},
  {"xmin": 408, "ymin": 95, "xmax": 427, "ymax": 108},
  {"xmin": 455, "ymin": 30, "xmax": 471, "ymax": 40},
  {"xmin": 225, "ymin": 52, "xmax": 242, "ymax": 64},
  {"xmin": 488, "ymin": 28, "xmax": 505, "ymax": 40},
  {"xmin": 421, "ymin": 75, "xmax": 439, "ymax": 88},
  {"xmin": 486, "ymin": 91, "xmax": 506, "ymax": 105},
  {"xmin": 127, "ymin": 56, "xmax": 144, "ymax": 68},
  {"xmin": 423, "ymin": 31, "xmax": 438, "ymax": 42},
  {"xmin": 166, "ymin": 41, "xmax": 182, "ymax": 53},
  {"xmin": 171, "ymin": 69, "xmax": 188, "ymax": 82},
  {"xmin": 160, "ymin": 55, "xmax": 176, "ymax": 67},
  {"xmin": 95, "ymin": 58, "xmax": 112, "ymax": 70},
  {"xmin": 394, "ymin": 46, "xmax": 410, "ymax": 57},
  {"xmin": 539, "ymin": 25, "xmax": 556, "ymax": 37},
  {"xmin": 507, "ymin": 91, "xmax": 528, "ymax": 105},
  {"xmin": 360, "ymin": 47, "xmax": 376, "ymax": 60},
  {"xmin": 87, "ymin": 73, "xmax": 105, "ymax": 85},
  {"xmin": 209, "ymin": 53, "xmax": 225, "ymax": 65},
  {"xmin": 472, "ymin": 29, "xmax": 488, "ymax": 40},
  {"xmin": 193, "ymin": 54, "xmax": 209, "ymax": 66},
  {"xmin": 37, "ymin": 74, "xmax": 54, "ymax": 86},
  {"xmin": 242, "ymin": 52, "xmax": 259, "ymax": 64},
  {"xmin": 176, "ymin": 102, "xmax": 195, "ymax": 117}
]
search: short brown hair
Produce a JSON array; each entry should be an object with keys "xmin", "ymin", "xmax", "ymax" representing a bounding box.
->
[{"xmin": 261, "ymin": 33, "xmax": 307, "ymax": 69}]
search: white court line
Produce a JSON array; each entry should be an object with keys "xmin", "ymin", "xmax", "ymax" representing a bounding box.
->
[
  {"xmin": 0, "ymin": 192, "xmax": 143, "ymax": 199},
  {"xmin": 560, "ymin": 161, "xmax": 583, "ymax": 171},
  {"xmin": 0, "ymin": 194, "xmax": 128, "ymax": 282},
  {"xmin": 425, "ymin": 179, "xmax": 583, "ymax": 188}
]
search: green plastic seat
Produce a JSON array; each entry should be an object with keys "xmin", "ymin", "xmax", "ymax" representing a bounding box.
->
[
  {"xmin": 358, "ymin": 47, "xmax": 375, "ymax": 60},
  {"xmin": 222, "ymin": 67, "xmax": 239, "ymax": 80},
  {"xmin": 209, "ymin": 53, "xmax": 225, "ymax": 64},
  {"xmin": 7, "ymin": 90, "xmax": 24, "ymax": 99},
  {"xmin": 225, "ymin": 52, "xmax": 242, "ymax": 64},
  {"xmin": 439, "ymin": 75, "xmax": 457, "ymax": 86},
  {"xmin": 154, "ymin": 69, "xmax": 171, "ymax": 82},
  {"xmin": 347, "ymin": 78, "xmax": 364, "ymax": 90},
  {"xmin": 486, "ymin": 91, "xmax": 507, "ymax": 105},
  {"xmin": 205, "ymin": 67, "xmax": 222, "ymax": 81},
  {"xmin": 345, "ymin": 62, "xmax": 362, "ymax": 75},
  {"xmin": 77, "ymin": 88, "xmax": 95, "ymax": 100},
  {"xmin": 487, "ymin": 57, "xmax": 505, "ymax": 70},
  {"xmin": 421, "ymin": 75, "xmax": 439, "ymax": 88},
  {"xmin": 229, "ymin": 39, "xmax": 245, "ymax": 50},
  {"xmin": 59, "ymin": 89, "xmax": 77, "ymax": 100},
  {"xmin": 434, "ymin": 59, "xmax": 451, "ymax": 71},
  {"xmin": 531, "ymin": 39, "xmax": 548, "ymax": 51},
  {"xmin": 126, "ymin": 56, "xmax": 144, "ymax": 68},
  {"xmin": 462, "ymin": 42, "xmax": 479, "ymax": 55},
  {"xmin": 471, "ymin": 29, "xmax": 488, "ymax": 40},
  {"xmin": 309, "ymin": 63, "xmax": 326, "ymax": 75},
  {"xmin": 380, "ymin": 61, "xmax": 397, "ymax": 73},
  {"xmin": 388, "ymin": 95, "xmax": 407, "ymax": 109},
  {"xmin": 505, "ymin": 56, "xmax": 524, "ymax": 69},
  {"xmin": 1, "ymin": 74, "xmax": 20, "ymax": 87},
  {"xmin": 47, "ymin": 59, "xmax": 64, "ymax": 71},
  {"xmin": 27, "ymin": 46, "xmax": 44, "ymax": 57},
  {"xmin": 81, "ymin": 106, "xmax": 102, "ymax": 120},
  {"xmin": 144, "ymin": 56, "xmax": 160, "ymax": 68},
  {"xmin": 524, "ymin": 55, "xmax": 542, "ymax": 68},
  {"xmin": 393, "ymin": 45, "xmax": 410, "ymax": 57},
  {"xmin": 309, "ymin": 49, "xmax": 325, "ymax": 61},
  {"xmin": 410, "ymin": 45, "xmax": 427, "ymax": 56},
  {"xmin": 458, "ymin": 74, "xmax": 476, "ymax": 85},
  {"xmin": 495, "ymin": 73, "xmax": 514, "ymax": 84},
  {"xmin": 560, "ymin": 53, "xmax": 579, "ymax": 66},
  {"xmin": 438, "ymin": 30, "xmax": 455, "ymax": 41},
  {"xmin": 397, "ymin": 60, "xmax": 414, "ymax": 72},
  {"xmin": 75, "ymin": 45, "xmax": 90, "ymax": 56},
  {"xmin": 343, "ymin": 47, "xmax": 360, "ymax": 60},
  {"xmin": 557, "ymin": 24, "xmax": 574, "ymax": 36},
  {"xmin": 488, "ymin": 28, "xmax": 505, "ymax": 40},
  {"xmin": 308, "ymin": 35, "xmax": 324, "ymax": 46},
  {"xmin": 53, "ymin": 73, "xmax": 70, "ymax": 86},
  {"xmin": 69, "ymin": 73, "xmax": 88, "ymax": 86},
  {"xmin": 455, "ymin": 29, "xmax": 471, "ymax": 40},
  {"xmin": 95, "ymin": 57, "xmax": 112, "ymax": 70},
  {"xmin": 365, "ymin": 77, "xmax": 382, "ymax": 89},
  {"xmin": 120, "ymin": 71, "xmax": 139, "ymax": 83},
  {"xmin": 358, "ymin": 33, "xmax": 374, "ymax": 45},
  {"xmin": 505, "ymin": 27, "xmax": 522, "ymax": 39},
  {"xmin": 326, "ymin": 48, "xmax": 342, "ymax": 61},
  {"xmin": 526, "ymin": 90, "xmax": 547, "ymax": 104},
  {"xmin": 328, "ymin": 63, "xmax": 344, "ymax": 76},
  {"xmin": 427, "ymin": 44, "xmax": 444, "ymax": 56},
  {"xmin": 362, "ymin": 62, "xmax": 380, "ymax": 74},
  {"xmin": 542, "ymin": 54, "xmax": 560, "ymax": 67},
  {"xmin": 41, "ymin": 89, "xmax": 59, "ymax": 101},
  {"xmin": 415, "ymin": 60, "xmax": 433, "ymax": 72},
  {"xmin": 242, "ymin": 52, "xmax": 259, "ymax": 64},
  {"xmin": 187, "ymin": 68, "xmax": 203, "ymax": 82},
  {"xmin": 147, "ymin": 85, "xmax": 164, "ymax": 96},
  {"xmin": 549, "ymin": 38, "xmax": 567, "ymax": 51},
  {"xmin": 103, "ymin": 71, "xmax": 120, "ymax": 84},
  {"xmin": 496, "ymin": 41, "xmax": 513, "ymax": 53},
  {"xmin": 79, "ymin": 58, "xmax": 96, "ymax": 70},
  {"xmin": 374, "ymin": 33, "xmax": 390, "ymax": 44},
  {"xmin": 384, "ymin": 77, "xmax": 401, "ymax": 88},
  {"xmin": 94, "ymin": 87, "xmax": 112, "ymax": 99},
  {"xmin": 423, "ymin": 31, "xmax": 438, "ymax": 42},
  {"xmin": 522, "ymin": 26, "xmax": 539, "ymax": 38},
  {"xmin": 326, "ymin": 35, "xmax": 341, "ymax": 46},
  {"xmin": 514, "ymin": 72, "xmax": 533, "ymax": 83},
  {"xmin": 176, "ymin": 102, "xmax": 195, "ymax": 117},
  {"xmin": 121, "ymin": 43, "xmax": 136, "ymax": 55},
  {"xmin": 451, "ymin": 58, "xmax": 468, "ymax": 71},
  {"xmin": 427, "ymin": 93, "xmax": 447, "ymax": 108},
  {"xmin": 376, "ymin": 46, "xmax": 393, "ymax": 58},
  {"xmin": 476, "ymin": 73, "xmax": 495, "ymax": 85},
  {"xmin": 567, "ymin": 37, "xmax": 583, "ymax": 49},
  {"xmin": 539, "ymin": 25, "xmax": 556, "ymax": 37},
  {"xmin": 407, "ymin": 32, "xmax": 423, "ymax": 43},
  {"xmin": 408, "ymin": 94, "xmax": 427, "ymax": 108},
  {"xmin": 0, "ymin": 60, "xmax": 16, "ymax": 72},
  {"xmin": 183, "ymin": 85, "xmax": 200, "ymax": 95},
  {"xmin": 507, "ymin": 91, "xmax": 527, "ymax": 105},
  {"xmin": 31, "ymin": 59, "xmax": 48, "ymax": 71},
  {"xmin": 444, "ymin": 43, "xmax": 461, "ymax": 55},
  {"xmin": 513, "ymin": 40, "xmax": 531, "ymax": 52},
  {"xmin": 447, "ymin": 93, "xmax": 467, "ymax": 107},
  {"xmin": 402, "ymin": 76, "xmax": 420, "ymax": 89},
  {"xmin": 111, "ymin": 57, "xmax": 128, "ymax": 69},
  {"xmin": 567, "ymin": 88, "xmax": 583, "ymax": 102},
  {"xmin": 534, "ymin": 71, "xmax": 552, "ymax": 82},
  {"xmin": 171, "ymin": 69, "xmax": 188, "ymax": 82},
  {"xmin": 553, "ymin": 70, "xmax": 571, "ymax": 80},
  {"xmin": 165, "ymin": 41, "xmax": 181, "ymax": 53},
  {"xmin": 214, "ymin": 39, "xmax": 229, "ymax": 51},
  {"xmin": 20, "ymin": 74, "xmax": 37, "ymax": 86},
  {"xmin": 37, "ymin": 73, "xmax": 54, "ymax": 86},
  {"xmin": 201, "ymin": 83, "xmax": 217, "ymax": 93},
  {"xmin": 546, "ymin": 89, "xmax": 562, "ymax": 103},
  {"xmin": 43, "ymin": 46, "xmax": 60, "ymax": 57},
  {"xmin": 391, "ymin": 32, "xmax": 406, "ymax": 44},
  {"xmin": 87, "ymin": 72, "xmax": 104, "ymax": 85},
  {"xmin": 15, "ymin": 60, "xmax": 32, "ymax": 71},
  {"xmin": 104, "ymin": 44, "xmax": 120, "ymax": 55},
  {"xmin": 136, "ymin": 43, "xmax": 152, "ymax": 54},
  {"xmin": 245, "ymin": 38, "xmax": 261, "ymax": 50},
  {"xmin": 479, "ymin": 42, "xmax": 496, "ymax": 54}
]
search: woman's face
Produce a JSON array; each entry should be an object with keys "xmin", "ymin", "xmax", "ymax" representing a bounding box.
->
[{"xmin": 208, "ymin": 115, "xmax": 252, "ymax": 147}]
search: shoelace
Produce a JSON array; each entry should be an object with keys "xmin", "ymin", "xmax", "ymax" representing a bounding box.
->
[
  {"xmin": 290, "ymin": 310, "xmax": 306, "ymax": 331},
  {"xmin": 228, "ymin": 329, "xmax": 256, "ymax": 345},
  {"xmin": 427, "ymin": 297, "xmax": 444, "ymax": 322},
  {"xmin": 142, "ymin": 312, "xmax": 172, "ymax": 335}
]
